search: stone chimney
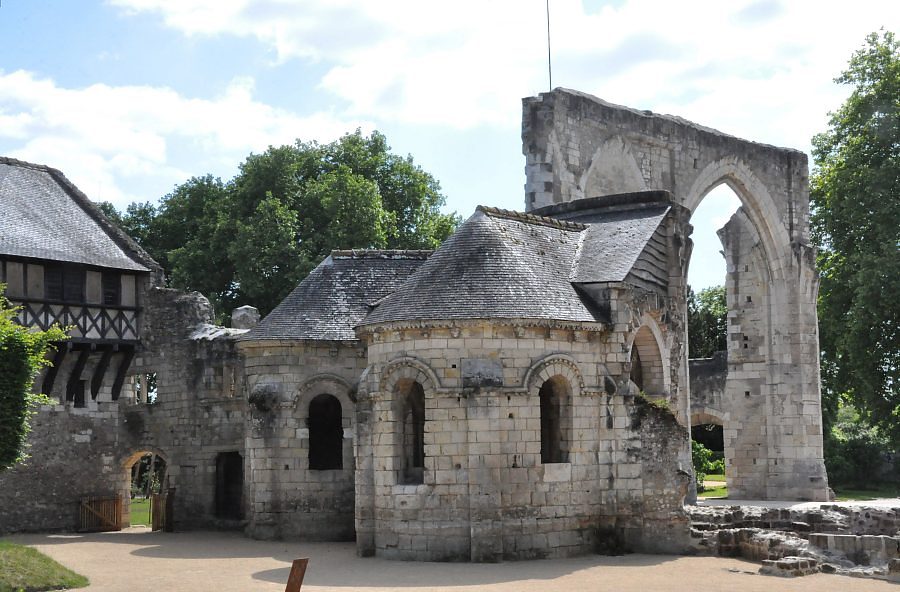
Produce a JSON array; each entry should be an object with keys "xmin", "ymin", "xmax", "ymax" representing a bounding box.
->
[{"xmin": 231, "ymin": 305, "xmax": 260, "ymax": 329}]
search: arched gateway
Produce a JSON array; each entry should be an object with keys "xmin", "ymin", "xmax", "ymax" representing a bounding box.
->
[{"xmin": 522, "ymin": 88, "xmax": 828, "ymax": 501}]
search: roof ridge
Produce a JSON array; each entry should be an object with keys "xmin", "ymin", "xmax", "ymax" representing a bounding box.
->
[
  {"xmin": 47, "ymin": 166, "xmax": 161, "ymax": 273},
  {"xmin": 330, "ymin": 249, "xmax": 433, "ymax": 259},
  {"xmin": 476, "ymin": 205, "xmax": 588, "ymax": 231},
  {"xmin": 1, "ymin": 156, "xmax": 161, "ymax": 274},
  {"xmin": 0, "ymin": 156, "xmax": 60, "ymax": 174}
]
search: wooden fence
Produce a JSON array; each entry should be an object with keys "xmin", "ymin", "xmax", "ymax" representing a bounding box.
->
[{"xmin": 79, "ymin": 495, "xmax": 122, "ymax": 532}]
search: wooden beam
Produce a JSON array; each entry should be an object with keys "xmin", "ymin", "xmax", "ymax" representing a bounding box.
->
[
  {"xmin": 111, "ymin": 346, "xmax": 135, "ymax": 401},
  {"xmin": 41, "ymin": 344, "xmax": 67, "ymax": 396},
  {"xmin": 66, "ymin": 348, "xmax": 90, "ymax": 405},
  {"xmin": 90, "ymin": 346, "xmax": 114, "ymax": 399}
]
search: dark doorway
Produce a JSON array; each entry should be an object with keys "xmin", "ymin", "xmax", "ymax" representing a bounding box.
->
[
  {"xmin": 308, "ymin": 394, "xmax": 343, "ymax": 470},
  {"xmin": 215, "ymin": 451, "xmax": 243, "ymax": 520},
  {"xmin": 691, "ymin": 423, "xmax": 724, "ymax": 452}
]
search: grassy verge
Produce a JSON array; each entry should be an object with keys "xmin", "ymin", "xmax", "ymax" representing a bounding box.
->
[
  {"xmin": 698, "ymin": 484, "xmax": 728, "ymax": 498},
  {"xmin": 0, "ymin": 541, "xmax": 88, "ymax": 592},
  {"xmin": 833, "ymin": 484, "xmax": 899, "ymax": 501},
  {"xmin": 130, "ymin": 497, "xmax": 151, "ymax": 526},
  {"xmin": 705, "ymin": 474, "xmax": 725, "ymax": 481}
]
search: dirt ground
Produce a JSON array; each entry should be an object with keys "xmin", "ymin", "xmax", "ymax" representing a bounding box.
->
[{"xmin": 8, "ymin": 528, "xmax": 896, "ymax": 592}]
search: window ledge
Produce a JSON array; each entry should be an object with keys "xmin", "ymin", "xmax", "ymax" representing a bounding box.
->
[{"xmin": 542, "ymin": 462, "xmax": 572, "ymax": 483}]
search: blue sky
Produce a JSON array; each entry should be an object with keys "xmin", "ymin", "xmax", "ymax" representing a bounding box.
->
[{"xmin": 1, "ymin": 0, "xmax": 896, "ymax": 289}]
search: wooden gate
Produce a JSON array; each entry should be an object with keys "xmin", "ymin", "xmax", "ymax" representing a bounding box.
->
[
  {"xmin": 151, "ymin": 492, "xmax": 165, "ymax": 531},
  {"xmin": 79, "ymin": 495, "xmax": 122, "ymax": 532},
  {"xmin": 151, "ymin": 488, "xmax": 175, "ymax": 532}
]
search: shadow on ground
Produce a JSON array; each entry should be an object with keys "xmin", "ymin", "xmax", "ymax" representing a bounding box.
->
[{"xmin": 10, "ymin": 529, "xmax": 682, "ymax": 588}]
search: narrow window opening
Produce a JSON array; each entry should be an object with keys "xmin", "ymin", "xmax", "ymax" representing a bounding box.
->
[
  {"xmin": 44, "ymin": 265, "xmax": 63, "ymax": 300},
  {"xmin": 629, "ymin": 346, "xmax": 644, "ymax": 392},
  {"xmin": 68, "ymin": 379, "xmax": 86, "ymax": 408},
  {"xmin": 539, "ymin": 377, "xmax": 568, "ymax": 463},
  {"xmin": 102, "ymin": 272, "xmax": 121, "ymax": 306},
  {"xmin": 134, "ymin": 372, "xmax": 158, "ymax": 404},
  {"xmin": 308, "ymin": 394, "xmax": 343, "ymax": 470},
  {"xmin": 44, "ymin": 264, "xmax": 85, "ymax": 303},
  {"xmin": 400, "ymin": 382, "xmax": 425, "ymax": 484}
]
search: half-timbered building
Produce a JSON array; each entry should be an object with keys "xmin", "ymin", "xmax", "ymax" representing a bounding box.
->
[{"xmin": 0, "ymin": 157, "xmax": 160, "ymax": 405}]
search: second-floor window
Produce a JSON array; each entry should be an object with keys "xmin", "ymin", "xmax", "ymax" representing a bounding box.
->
[
  {"xmin": 102, "ymin": 272, "xmax": 120, "ymax": 305},
  {"xmin": 44, "ymin": 265, "xmax": 85, "ymax": 303}
]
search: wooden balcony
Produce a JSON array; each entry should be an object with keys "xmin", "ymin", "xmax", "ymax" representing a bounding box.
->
[{"xmin": 11, "ymin": 297, "xmax": 140, "ymax": 343}]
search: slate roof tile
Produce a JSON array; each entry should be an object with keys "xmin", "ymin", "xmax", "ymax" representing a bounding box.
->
[
  {"xmin": 360, "ymin": 207, "xmax": 605, "ymax": 326},
  {"xmin": 0, "ymin": 157, "xmax": 155, "ymax": 272},
  {"xmin": 241, "ymin": 250, "xmax": 430, "ymax": 341}
]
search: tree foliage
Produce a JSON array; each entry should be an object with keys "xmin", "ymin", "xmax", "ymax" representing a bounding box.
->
[
  {"xmin": 105, "ymin": 130, "xmax": 460, "ymax": 319},
  {"xmin": 810, "ymin": 30, "xmax": 900, "ymax": 444},
  {"xmin": 687, "ymin": 285, "xmax": 727, "ymax": 359},
  {"xmin": 824, "ymin": 403, "xmax": 894, "ymax": 487},
  {"xmin": 0, "ymin": 286, "xmax": 67, "ymax": 471}
]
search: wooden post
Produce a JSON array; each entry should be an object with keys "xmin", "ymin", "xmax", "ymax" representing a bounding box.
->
[
  {"xmin": 144, "ymin": 454, "xmax": 156, "ymax": 499},
  {"xmin": 164, "ymin": 487, "xmax": 175, "ymax": 532},
  {"xmin": 285, "ymin": 558, "xmax": 309, "ymax": 592}
]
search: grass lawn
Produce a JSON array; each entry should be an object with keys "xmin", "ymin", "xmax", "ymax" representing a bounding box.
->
[
  {"xmin": 705, "ymin": 474, "xmax": 725, "ymax": 482},
  {"xmin": 834, "ymin": 483, "xmax": 899, "ymax": 501},
  {"xmin": 0, "ymin": 541, "xmax": 88, "ymax": 592},
  {"xmin": 698, "ymin": 484, "xmax": 728, "ymax": 498},
  {"xmin": 131, "ymin": 497, "xmax": 152, "ymax": 526}
]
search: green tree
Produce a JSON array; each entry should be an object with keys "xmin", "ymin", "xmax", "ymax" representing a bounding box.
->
[
  {"xmin": 0, "ymin": 286, "xmax": 67, "ymax": 470},
  {"xmin": 691, "ymin": 440, "xmax": 715, "ymax": 493},
  {"xmin": 811, "ymin": 30, "xmax": 900, "ymax": 444},
  {"xmin": 109, "ymin": 130, "xmax": 459, "ymax": 320},
  {"xmin": 687, "ymin": 285, "xmax": 727, "ymax": 359}
]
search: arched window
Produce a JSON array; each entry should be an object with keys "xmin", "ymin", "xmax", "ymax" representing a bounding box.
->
[
  {"xmin": 630, "ymin": 325, "xmax": 665, "ymax": 396},
  {"xmin": 630, "ymin": 346, "xmax": 644, "ymax": 391},
  {"xmin": 308, "ymin": 394, "xmax": 343, "ymax": 470},
  {"xmin": 399, "ymin": 381, "xmax": 425, "ymax": 484},
  {"xmin": 539, "ymin": 376, "xmax": 569, "ymax": 463}
]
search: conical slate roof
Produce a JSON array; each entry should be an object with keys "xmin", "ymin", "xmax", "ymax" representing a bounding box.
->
[
  {"xmin": 241, "ymin": 250, "xmax": 430, "ymax": 341},
  {"xmin": 360, "ymin": 207, "xmax": 605, "ymax": 326}
]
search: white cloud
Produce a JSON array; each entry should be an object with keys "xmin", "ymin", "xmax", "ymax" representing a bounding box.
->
[
  {"xmin": 0, "ymin": 70, "xmax": 371, "ymax": 208},
  {"xmin": 107, "ymin": 0, "xmax": 899, "ymax": 149}
]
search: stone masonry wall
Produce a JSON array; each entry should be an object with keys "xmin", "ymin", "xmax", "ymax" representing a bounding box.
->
[
  {"xmin": 122, "ymin": 288, "xmax": 247, "ymax": 529},
  {"xmin": 689, "ymin": 352, "xmax": 727, "ymax": 426},
  {"xmin": 0, "ymin": 286, "xmax": 248, "ymax": 534},
  {"xmin": 238, "ymin": 340, "xmax": 366, "ymax": 541},
  {"xmin": 355, "ymin": 317, "xmax": 691, "ymax": 561},
  {"xmin": 0, "ymin": 401, "xmax": 121, "ymax": 533}
]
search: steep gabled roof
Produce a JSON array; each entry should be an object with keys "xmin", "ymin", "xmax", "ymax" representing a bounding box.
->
[
  {"xmin": 360, "ymin": 207, "xmax": 606, "ymax": 326},
  {"xmin": 241, "ymin": 250, "xmax": 430, "ymax": 341},
  {"xmin": 569, "ymin": 207, "xmax": 670, "ymax": 284},
  {"xmin": 532, "ymin": 192, "xmax": 673, "ymax": 284},
  {"xmin": 0, "ymin": 157, "xmax": 155, "ymax": 272}
]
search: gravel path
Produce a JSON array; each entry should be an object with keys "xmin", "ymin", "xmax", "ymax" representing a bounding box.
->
[{"xmin": 8, "ymin": 528, "xmax": 896, "ymax": 592}]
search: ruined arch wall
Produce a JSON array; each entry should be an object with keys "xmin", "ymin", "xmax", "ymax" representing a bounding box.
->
[{"xmin": 523, "ymin": 89, "xmax": 827, "ymax": 501}]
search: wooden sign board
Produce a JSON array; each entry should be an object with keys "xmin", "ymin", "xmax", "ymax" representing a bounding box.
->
[{"xmin": 285, "ymin": 558, "xmax": 309, "ymax": 592}]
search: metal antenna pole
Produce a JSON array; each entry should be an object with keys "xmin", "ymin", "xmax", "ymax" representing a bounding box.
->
[{"xmin": 546, "ymin": 0, "xmax": 552, "ymax": 90}]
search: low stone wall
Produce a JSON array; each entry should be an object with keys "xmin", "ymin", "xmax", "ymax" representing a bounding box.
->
[
  {"xmin": 808, "ymin": 533, "xmax": 900, "ymax": 565},
  {"xmin": 688, "ymin": 504, "xmax": 900, "ymax": 579},
  {"xmin": 688, "ymin": 504, "xmax": 900, "ymax": 536}
]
